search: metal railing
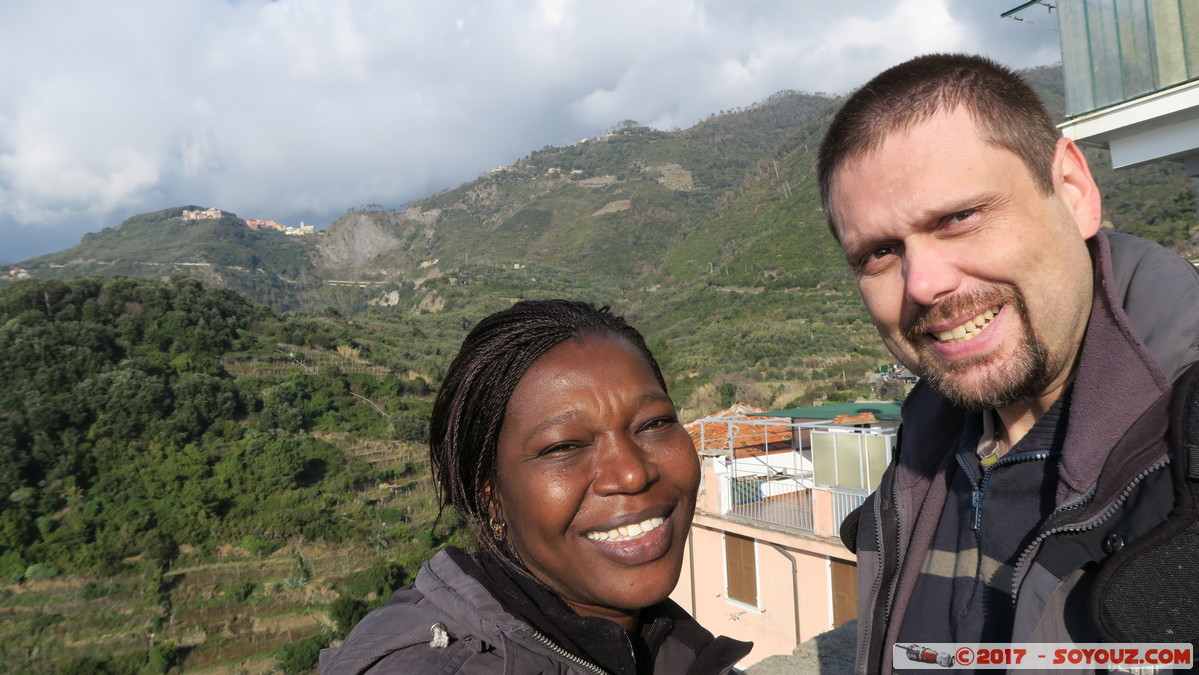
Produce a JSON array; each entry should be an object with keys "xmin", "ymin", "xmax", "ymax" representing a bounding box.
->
[
  {"xmin": 725, "ymin": 474, "xmax": 814, "ymax": 532},
  {"xmin": 830, "ymin": 486, "xmax": 870, "ymax": 530},
  {"xmin": 691, "ymin": 412, "xmax": 893, "ymax": 535}
]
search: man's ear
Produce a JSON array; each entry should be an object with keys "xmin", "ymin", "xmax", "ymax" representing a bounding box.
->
[{"xmin": 1054, "ymin": 137, "xmax": 1102, "ymax": 239}]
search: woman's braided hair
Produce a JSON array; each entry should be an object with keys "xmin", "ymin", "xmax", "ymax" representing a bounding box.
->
[{"xmin": 429, "ymin": 299, "xmax": 668, "ymax": 563}]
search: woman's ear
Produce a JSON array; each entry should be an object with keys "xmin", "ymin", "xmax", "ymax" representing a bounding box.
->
[
  {"xmin": 482, "ymin": 480, "xmax": 509, "ymax": 543},
  {"xmin": 482, "ymin": 480, "xmax": 502, "ymax": 522}
]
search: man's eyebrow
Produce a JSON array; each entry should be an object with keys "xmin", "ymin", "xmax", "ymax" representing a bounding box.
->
[
  {"xmin": 838, "ymin": 231, "xmax": 886, "ymax": 263},
  {"xmin": 911, "ymin": 192, "xmax": 1000, "ymax": 225}
]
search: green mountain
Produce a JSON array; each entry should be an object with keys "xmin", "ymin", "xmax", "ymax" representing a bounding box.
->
[
  {"xmin": 308, "ymin": 90, "xmax": 838, "ymax": 280},
  {"xmin": 17, "ymin": 207, "xmax": 324, "ymax": 311},
  {"xmin": 5, "ymin": 66, "xmax": 1198, "ymax": 412}
]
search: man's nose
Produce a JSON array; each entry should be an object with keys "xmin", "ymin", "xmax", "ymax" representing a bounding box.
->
[{"xmin": 902, "ymin": 240, "xmax": 962, "ymax": 307}]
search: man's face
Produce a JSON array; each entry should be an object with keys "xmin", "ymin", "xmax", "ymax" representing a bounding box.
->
[{"xmin": 829, "ymin": 107, "xmax": 1100, "ymax": 411}]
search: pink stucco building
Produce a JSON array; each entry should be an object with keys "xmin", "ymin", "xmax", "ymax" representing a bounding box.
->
[{"xmin": 670, "ymin": 402, "xmax": 899, "ymax": 668}]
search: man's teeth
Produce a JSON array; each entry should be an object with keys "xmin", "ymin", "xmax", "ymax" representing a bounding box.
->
[
  {"xmin": 586, "ymin": 517, "xmax": 665, "ymax": 542},
  {"xmin": 934, "ymin": 306, "xmax": 999, "ymax": 343}
]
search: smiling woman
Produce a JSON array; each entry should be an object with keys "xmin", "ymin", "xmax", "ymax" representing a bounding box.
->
[{"xmin": 321, "ymin": 299, "xmax": 752, "ymax": 674}]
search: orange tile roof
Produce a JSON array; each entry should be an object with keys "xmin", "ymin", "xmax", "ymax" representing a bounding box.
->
[
  {"xmin": 685, "ymin": 402, "xmax": 794, "ymax": 458},
  {"xmin": 831, "ymin": 412, "xmax": 877, "ymax": 425}
]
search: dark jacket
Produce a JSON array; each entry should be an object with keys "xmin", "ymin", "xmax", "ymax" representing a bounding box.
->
[
  {"xmin": 320, "ymin": 548, "xmax": 752, "ymax": 674},
  {"xmin": 844, "ymin": 232, "xmax": 1199, "ymax": 673}
]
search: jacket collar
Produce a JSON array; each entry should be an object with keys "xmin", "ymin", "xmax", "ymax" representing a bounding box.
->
[
  {"xmin": 1055, "ymin": 232, "xmax": 1171, "ymax": 498},
  {"xmin": 419, "ymin": 548, "xmax": 751, "ymax": 674}
]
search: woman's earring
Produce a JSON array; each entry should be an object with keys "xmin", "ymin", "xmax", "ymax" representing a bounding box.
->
[{"xmin": 489, "ymin": 517, "xmax": 506, "ymax": 541}]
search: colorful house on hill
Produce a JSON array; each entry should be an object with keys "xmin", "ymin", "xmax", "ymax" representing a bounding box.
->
[{"xmin": 671, "ymin": 401, "xmax": 900, "ymax": 668}]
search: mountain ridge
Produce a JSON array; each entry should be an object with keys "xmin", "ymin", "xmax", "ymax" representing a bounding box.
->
[{"xmin": 5, "ymin": 65, "xmax": 1197, "ymax": 335}]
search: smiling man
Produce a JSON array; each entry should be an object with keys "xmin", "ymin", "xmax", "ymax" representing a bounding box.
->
[{"xmin": 817, "ymin": 54, "xmax": 1199, "ymax": 673}]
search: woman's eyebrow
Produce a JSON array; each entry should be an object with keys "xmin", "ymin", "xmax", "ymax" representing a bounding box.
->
[
  {"xmin": 521, "ymin": 392, "xmax": 672, "ymax": 438},
  {"xmin": 634, "ymin": 392, "xmax": 672, "ymax": 407},
  {"xmin": 525, "ymin": 409, "xmax": 582, "ymax": 438}
]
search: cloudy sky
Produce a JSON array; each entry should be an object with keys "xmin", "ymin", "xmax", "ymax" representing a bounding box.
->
[{"xmin": 0, "ymin": 0, "xmax": 1060, "ymax": 262}]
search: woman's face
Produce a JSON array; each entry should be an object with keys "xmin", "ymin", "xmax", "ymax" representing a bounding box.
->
[{"xmin": 491, "ymin": 334, "xmax": 700, "ymax": 629}]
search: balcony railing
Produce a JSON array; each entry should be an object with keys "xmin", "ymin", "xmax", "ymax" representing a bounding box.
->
[
  {"xmin": 725, "ymin": 475, "xmax": 814, "ymax": 532},
  {"xmin": 692, "ymin": 413, "xmax": 893, "ymax": 537},
  {"xmin": 830, "ymin": 486, "xmax": 870, "ymax": 530}
]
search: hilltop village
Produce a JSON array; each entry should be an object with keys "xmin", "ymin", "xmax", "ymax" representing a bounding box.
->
[{"xmin": 180, "ymin": 207, "xmax": 315, "ymax": 236}]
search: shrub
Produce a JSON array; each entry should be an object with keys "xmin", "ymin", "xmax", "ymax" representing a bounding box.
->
[
  {"xmin": 274, "ymin": 632, "xmax": 332, "ymax": 674},
  {"xmin": 24, "ymin": 562, "xmax": 59, "ymax": 581},
  {"xmin": 80, "ymin": 581, "xmax": 118, "ymax": 600},
  {"xmin": 329, "ymin": 596, "xmax": 368, "ymax": 637},
  {"xmin": 238, "ymin": 534, "xmax": 283, "ymax": 556}
]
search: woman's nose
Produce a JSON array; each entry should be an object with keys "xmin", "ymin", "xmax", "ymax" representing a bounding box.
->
[{"xmin": 593, "ymin": 433, "xmax": 658, "ymax": 495}]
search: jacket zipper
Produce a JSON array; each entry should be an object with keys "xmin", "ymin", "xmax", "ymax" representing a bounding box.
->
[
  {"xmin": 1009, "ymin": 457, "xmax": 1169, "ymax": 606},
  {"xmin": 524, "ymin": 627, "xmax": 612, "ymax": 675},
  {"xmin": 864, "ymin": 466, "xmax": 901, "ymax": 674},
  {"xmin": 869, "ymin": 444, "xmax": 1051, "ymax": 670},
  {"xmin": 961, "ymin": 450, "xmax": 1051, "ymax": 531}
]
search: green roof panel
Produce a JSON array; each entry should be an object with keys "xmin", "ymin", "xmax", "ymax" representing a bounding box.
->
[{"xmin": 758, "ymin": 401, "xmax": 903, "ymax": 421}]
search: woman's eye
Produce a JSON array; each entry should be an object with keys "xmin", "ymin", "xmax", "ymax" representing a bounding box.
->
[
  {"xmin": 539, "ymin": 442, "xmax": 578, "ymax": 457},
  {"xmin": 641, "ymin": 416, "xmax": 677, "ymax": 432}
]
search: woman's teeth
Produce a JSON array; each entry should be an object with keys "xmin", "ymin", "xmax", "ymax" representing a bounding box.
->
[
  {"xmin": 586, "ymin": 517, "xmax": 665, "ymax": 542},
  {"xmin": 934, "ymin": 306, "xmax": 999, "ymax": 343}
]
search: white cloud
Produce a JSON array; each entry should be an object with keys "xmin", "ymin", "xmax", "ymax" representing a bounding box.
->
[{"xmin": 0, "ymin": 0, "xmax": 1061, "ymax": 261}]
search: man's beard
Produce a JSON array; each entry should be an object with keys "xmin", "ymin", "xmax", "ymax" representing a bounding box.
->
[{"xmin": 902, "ymin": 288, "xmax": 1051, "ymax": 412}]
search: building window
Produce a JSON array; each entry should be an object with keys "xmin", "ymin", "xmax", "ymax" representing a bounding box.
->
[
  {"xmin": 830, "ymin": 557, "xmax": 858, "ymax": 628},
  {"xmin": 725, "ymin": 532, "xmax": 757, "ymax": 607}
]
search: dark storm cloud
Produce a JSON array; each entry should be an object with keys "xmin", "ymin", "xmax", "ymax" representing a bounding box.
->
[{"xmin": 0, "ymin": 0, "xmax": 1060, "ymax": 261}]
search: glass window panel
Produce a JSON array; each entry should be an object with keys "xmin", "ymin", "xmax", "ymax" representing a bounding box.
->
[
  {"xmin": 1089, "ymin": 0, "xmax": 1126, "ymax": 108},
  {"xmin": 1182, "ymin": 0, "xmax": 1199, "ymax": 78},
  {"xmin": 1060, "ymin": 1, "xmax": 1097, "ymax": 115},
  {"xmin": 865, "ymin": 435, "xmax": 890, "ymax": 490},
  {"xmin": 834, "ymin": 434, "xmax": 865, "ymax": 490},
  {"xmin": 1150, "ymin": 0, "xmax": 1188, "ymax": 85},
  {"xmin": 813, "ymin": 432, "xmax": 836, "ymax": 486},
  {"xmin": 1116, "ymin": 0, "xmax": 1155, "ymax": 97}
]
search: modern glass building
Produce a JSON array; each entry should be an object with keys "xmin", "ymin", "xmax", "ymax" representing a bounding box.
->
[
  {"xmin": 1009, "ymin": 0, "xmax": 1199, "ymax": 175},
  {"xmin": 1057, "ymin": 1, "xmax": 1199, "ymax": 116}
]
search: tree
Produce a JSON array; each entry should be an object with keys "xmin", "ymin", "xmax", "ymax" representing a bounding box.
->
[
  {"xmin": 273, "ymin": 632, "xmax": 331, "ymax": 674},
  {"xmin": 329, "ymin": 596, "xmax": 368, "ymax": 637}
]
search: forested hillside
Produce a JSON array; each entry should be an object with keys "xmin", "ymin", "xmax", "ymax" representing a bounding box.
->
[
  {"xmin": 19, "ymin": 208, "xmax": 324, "ymax": 311},
  {"xmin": 0, "ymin": 276, "xmax": 470, "ymax": 672}
]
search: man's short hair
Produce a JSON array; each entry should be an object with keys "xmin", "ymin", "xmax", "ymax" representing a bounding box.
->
[{"xmin": 817, "ymin": 53, "xmax": 1061, "ymax": 235}]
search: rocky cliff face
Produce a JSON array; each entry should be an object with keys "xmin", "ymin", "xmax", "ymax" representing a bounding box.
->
[{"xmin": 314, "ymin": 211, "xmax": 407, "ymax": 270}]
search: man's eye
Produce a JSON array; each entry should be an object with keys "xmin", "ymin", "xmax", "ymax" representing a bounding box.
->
[
  {"xmin": 859, "ymin": 246, "xmax": 897, "ymax": 268},
  {"xmin": 947, "ymin": 209, "xmax": 977, "ymax": 223},
  {"xmin": 854, "ymin": 245, "xmax": 899, "ymax": 275}
]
